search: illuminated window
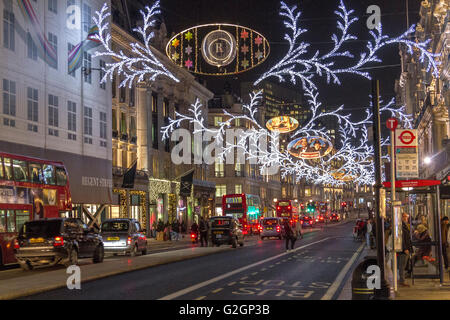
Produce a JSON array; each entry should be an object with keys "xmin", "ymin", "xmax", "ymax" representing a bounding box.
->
[{"xmin": 216, "ymin": 185, "xmax": 227, "ymax": 198}]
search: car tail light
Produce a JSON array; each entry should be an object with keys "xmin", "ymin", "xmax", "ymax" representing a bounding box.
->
[
  {"xmin": 288, "ymin": 206, "xmax": 291, "ymax": 210},
  {"xmin": 14, "ymin": 239, "xmax": 20, "ymax": 249},
  {"xmin": 301, "ymin": 221, "xmax": 303, "ymax": 224},
  {"xmin": 53, "ymin": 236, "xmax": 64, "ymax": 247},
  {"xmin": 127, "ymin": 236, "xmax": 132, "ymax": 245}
]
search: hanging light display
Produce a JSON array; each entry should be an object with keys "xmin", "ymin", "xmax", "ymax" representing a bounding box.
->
[
  {"xmin": 165, "ymin": 23, "xmax": 270, "ymax": 76},
  {"xmin": 287, "ymin": 136, "xmax": 333, "ymax": 160},
  {"xmin": 266, "ymin": 116, "xmax": 299, "ymax": 133}
]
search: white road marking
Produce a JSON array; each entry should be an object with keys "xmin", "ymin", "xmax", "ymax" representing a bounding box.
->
[
  {"xmin": 320, "ymin": 242, "xmax": 365, "ymax": 300},
  {"xmin": 211, "ymin": 288, "xmax": 223, "ymax": 293},
  {"xmin": 158, "ymin": 237, "xmax": 331, "ymax": 300}
]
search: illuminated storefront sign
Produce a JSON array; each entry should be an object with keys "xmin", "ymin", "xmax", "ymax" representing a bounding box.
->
[{"xmin": 287, "ymin": 136, "xmax": 333, "ymax": 159}]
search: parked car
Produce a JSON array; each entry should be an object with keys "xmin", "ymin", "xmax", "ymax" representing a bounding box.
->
[
  {"xmin": 210, "ymin": 216, "xmax": 244, "ymax": 248},
  {"xmin": 260, "ymin": 217, "xmax": 283, "ymax": 240},
  {"xmin": 15, "ymin": 218, "xmax": 104, "ymax": 270},
  {"xmin": 101, "ymin": 219, "xmax": 147, "ymax": 256}
]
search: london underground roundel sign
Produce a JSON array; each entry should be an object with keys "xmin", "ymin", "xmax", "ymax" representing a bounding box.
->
[
  {"xmin": 398, "ymin": 130, "xmax": 416, "ymax": 145},
  {"xmin": 166, "ymin": 24, "xmax": 270, "ymax": 76}
]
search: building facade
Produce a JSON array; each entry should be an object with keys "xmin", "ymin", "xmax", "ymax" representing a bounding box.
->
[
  {"xmin": 0, "ymin": 0, "xmax": 113, "ymax": 224},
  {"xmin": 396, "ymin": 0, "xmax": 449, "ymax": 219},
  {"xmin": 109, "ymin": 8, "xmax": 215, "ymax": 232}
]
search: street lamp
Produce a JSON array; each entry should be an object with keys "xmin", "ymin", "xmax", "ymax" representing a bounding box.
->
[{"xmin": 424, "ymin": 156, "xmax": 432, "ymax": 165}]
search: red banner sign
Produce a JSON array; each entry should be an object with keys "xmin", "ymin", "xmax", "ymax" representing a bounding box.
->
[{"xmin": 383, "ymin": 180, "xmax": 441, "ymax": 188}]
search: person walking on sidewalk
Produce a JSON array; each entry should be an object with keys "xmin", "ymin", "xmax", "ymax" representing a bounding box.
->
[
  {"xmin": 171, "ymin": 219, "xmax": 181, "ymax": 241},
  {"xmin": 199, "ymin": 216, "xmax": 209, "ymax": 247},
  {"xmin": 441, "ymin": 217, "xmax": 449, "ymax": 270},
  {"xmin": 398, "ymin": 212, "xmax": 413, "ymax": 287}
]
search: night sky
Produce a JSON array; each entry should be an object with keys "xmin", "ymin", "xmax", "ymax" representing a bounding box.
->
[{"xmin": 159, "ymin": 0, "xmax": 421, "ymax": 120}]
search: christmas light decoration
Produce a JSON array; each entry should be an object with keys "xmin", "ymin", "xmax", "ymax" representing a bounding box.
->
[
  {"xmin": 162, "ymin": 88, "xmax": 410, "ymax": 187},
  {"xmin": 255, "ymin": 0, "xmax": 440, "ymax": 89},
  {"xmin": 93, "ymin": 1, "xmax": 179, "ymax": 88}
]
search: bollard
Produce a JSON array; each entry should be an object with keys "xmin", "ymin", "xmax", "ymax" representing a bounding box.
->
[{"xmin": 351, "ymin": 256, "xmax": 378, "ymax": 300}]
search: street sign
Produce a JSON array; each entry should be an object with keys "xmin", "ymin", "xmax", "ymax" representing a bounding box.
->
[
  {"xmin": 386, "ymin": 118, "xmax": 398, "ymax": 131},
  {"xmin": 383, "ymin": 180, "xmax": 441, "ymax": 188},
  {"xmin": 395, "ymin": 129, "xmax": 418, "ymax": 179}
]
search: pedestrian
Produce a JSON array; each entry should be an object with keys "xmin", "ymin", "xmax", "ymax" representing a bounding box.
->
[
  {"xmin": 294, "ymin": 219, "xmax": 303, "ymax": 240},
  {"xmin": 441, "ymin": 217, "xmax": 449, "ymax": 270},
  {"xmin": 398, "ymin": 212, "xmax": 413, "ymax": 287},
  {"xmin": 366, "ymin": 219, "xmax": 373, "ymax": 249},
  {"xmin": 171, "ymin": 219, "xmax": 181, "ymax": 241},
  {"xmin": 283, "ymin": 220, "xmax": 295, "ymax": 251},
  {"xmin": 199, "ymin": 216, "xmax": 209, "ymax": 247},
  {"xmin": 413, "ymin": 224, "xmax": 432, "ymax": 265}
]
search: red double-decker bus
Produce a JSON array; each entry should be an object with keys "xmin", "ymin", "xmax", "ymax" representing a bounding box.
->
[
  {"xmin": 0, "ymin": 152, "xmax": 72, "ymax": 266},
  {"xmin": 276, "ymin": 199, "xmax": 299, "ymax": 223},
  {"xmin": 222, "ymin": 194, "xmax": 261, "ymax": 235}
]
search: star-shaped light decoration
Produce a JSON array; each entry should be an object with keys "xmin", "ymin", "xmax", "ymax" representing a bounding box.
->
[
  {"xmin": 255, "ymin": 50, "xmax": 263, "ymax": 60},
  {"xmin": 171, "ymin": 38, "xmax": 180, "ymax": 48},
  {"xmin": 185, "ymin": 58, "xmax": 193, "ymax": 69},
  {"xmin": 185, "ymin": 31, "xmax": 193, "ymax": 41},
  {"xmin": 241, "ymin": 44, "xmax": 249, "ymax": 54},
  {"xmin": 255, "ymin": 36, "xmax": 263, "ymax": 46},
  {"xmin": 172, "ymin": 52, "xmax": 180, "ymax": 61},
  {"xmin": 240, "ymin": 29, "xmax": 249, "ymax": 40},
  {"xmin": 185, "ymin": 45, "xmax": 193, "ymax": 55},
  {"xmin": 241, "ymin": 58, "xmax": 249, "ymax": 69}
]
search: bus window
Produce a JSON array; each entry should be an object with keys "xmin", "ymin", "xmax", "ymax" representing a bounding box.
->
[
  {"xmin": 0, "ymin": 210, "xmax": 5, "ymax": 232},
  {"xmin": 6, "ymin": 210, "xmax": 15, "ymax": 232},
  {"xmin": 55, "ymin": 167, "xmax": 67, "ymax": 186},
  {"xmin": 43, "ymin": 165, "xmax": 55, "ymax": 185},
  {"xmin": 13, "ymin": 159, "xmax": 29, "ymax": 182},
  {"xmin": 0, "ymin": 158, "xmax": 4, "ymax": 179},
  {"xmin": 15, "ymin": 211, "xmax": 30, "ymax": 232},
  {"xmin": 29, "ymin": 163, "xmax": 44, "ymax": 184},
  {"xmin": 4, "ymin": 158, "xmax": 13, "ymax": 180}
]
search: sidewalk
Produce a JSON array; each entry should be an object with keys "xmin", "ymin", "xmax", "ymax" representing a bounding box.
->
[{"xmin": 338, "ymin": 243, "xmax": 450, "ymax": 300}]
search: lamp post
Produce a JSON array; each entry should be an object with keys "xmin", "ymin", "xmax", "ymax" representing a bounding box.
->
[{"xmin": 372, "ymin": 79, "xmax": 391, "ymax": 299}]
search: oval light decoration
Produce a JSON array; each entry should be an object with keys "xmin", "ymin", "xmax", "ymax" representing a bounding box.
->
[
  {"xmin": 166, "ymin": 24, "xmax": 270, "ymax": 76},
  {"xmin": 331, "ymin": 170, "xmax": 355, "ymax": 182},
  {"xmin": 287, "ymin": 136, "xmax": 333, "ymax": 160},
  {"xmin": 266, "ymin": 116, "xmax": 299, "ymax": 133}
]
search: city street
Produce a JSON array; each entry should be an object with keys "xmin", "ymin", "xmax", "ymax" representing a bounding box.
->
[{"xmin": 18, "ymin": 221, "xmax": 362, "ymax": 300}]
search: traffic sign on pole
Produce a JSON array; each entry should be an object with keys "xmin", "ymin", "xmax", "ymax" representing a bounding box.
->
[{"xmin": 386, "ymin": 118, "xmax": 398, "ymax": 131}]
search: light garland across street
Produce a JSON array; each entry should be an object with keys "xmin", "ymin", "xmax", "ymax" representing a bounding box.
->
[{"xmin": 93, "ymin": 0, "xmax": 436, "ymax": 187}]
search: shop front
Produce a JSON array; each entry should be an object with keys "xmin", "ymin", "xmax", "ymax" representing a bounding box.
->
[{"xmin": 111, "ymin": 167, "xmax": 149, "ymax": 231}]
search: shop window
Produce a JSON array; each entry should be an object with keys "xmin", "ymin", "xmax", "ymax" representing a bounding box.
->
[
  {"xmin": 43, "ymin": 164, "xmax": 55, "ymax": 185},
  {"xmin": 13, "ymin": 159, "xmax": 28, "ymax": 182},
  {"xmin": 29, "ymin": 163, "xmax": 44, "ymax": 184},
  {"xmin": 56, "ymin": 167, "xmax": 67, "ymax": 186},
  {"xmin": 15, "ymin": 210, "xmax": 30, "ymax": 232}
]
